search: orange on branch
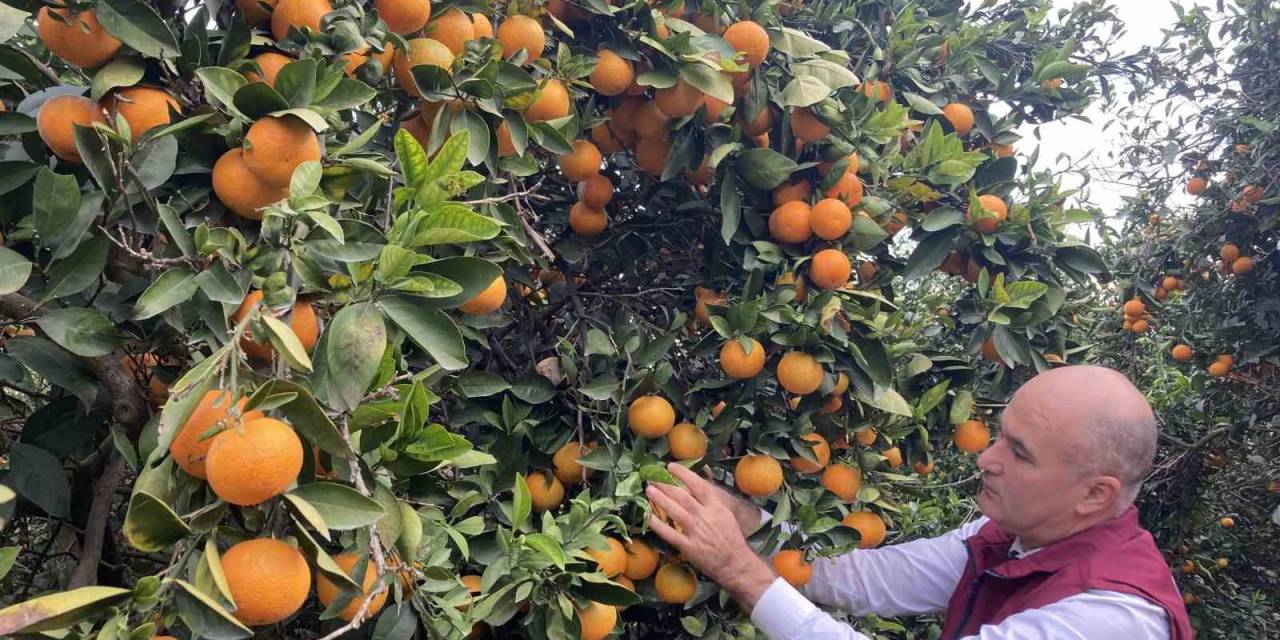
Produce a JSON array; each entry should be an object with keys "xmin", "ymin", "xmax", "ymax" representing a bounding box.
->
[
  {"xmin": 232, "ymin": 290, "xmax": 319, "ymax": 361},
  {"xmin": 587, "ymin": 537, "xmax": 627, "ymax": 577},
  {"xmin": 270, "ymin": 0, "xmax": 332, "ymax": 41},
  {"xmin": 100, "ymin": 86, "xmax": 179, "ymax": 143},
  {"xmin": 825, "ymin": 171, "xmax": 863, "ymax": 206},
  {"xmin": 953, "ymin": 419, "xmax": 990, "ymax": 453},
  {"xmin": 526, "ymin": 470, "xmax": 565, "ymax": 511},
  {"xmin": 553, "ymin": 441, "xmax": 594, "ymax": 485},
  {"xmin": 789, "ymin": 108, "xmax": 829, "ymax": 142},
  {"xmin": 768, "ymin": 201, "xmax": 813, "ymax": 244},
  {"xmin": 723, "ymin": 20, "xmax": 769, "ymax": 66},
  {"xmin": 221, "ymin": 539, "xmax": 310, "ymax": 626},
  {"xmin": 790, "ymin": 433, "xmax": 830, "ymax": 473},
  {"xmin": 36, "ymin": 95, "xmax": 105, "ymax": 164},
  {"xmin": 654, "ymin": 78, "xmax": 706, "ymax": 118},
  {"xmin": 654, "ymin": 563, "xmax": 698, "ymax": 603},
  {"xmin": 809, "ymin": 249, "xmax": 851, "ymax": 290},
  {"xmin": 525, "ymin": 78, "xmax": 571, "ymax": 122},
  {"xmin": 628, "ymin": 395, "xmax": 676, "ymax": 438},
  {"xmin": 1171, "ymin": 344, "xmax": 1193, "ymax": 362},
  {"xmin": 590, "ymin": 49, "xmax": 634, "ymax": 96},
  {"xmin": 559, "ymin": 139, "xmax": 602, "ymax": 182},
  {"xmin": 966, "ymin": 194, "xmax": 1008, "ymax": 234},
  {"xmin": 776, "ymin": 351, "xmax": 823, "ymax": 394},
  {"xmin": 941, "ymin": 102, "xmax": 974, "ymax": 135},
  {"xmin": 242, "ymin": 114, "xmax": 322, "ymax": 188},
  {"xmin": 206, "ymin": 417, "xmax": 304, "ymax": 506},
  {"xmin": 497, "ymin": 14, "xmax": 545, "ymax": 61},
  {"xmin": 569, "ymin": 202, "xmax": 608, "ymax": 237},
  {"xmin": 424, "ymin": 7, "xmax": 475, "ymax": 55},
  {"xmin": 458, "ymin": 276, "xmax": 507, "ymax": 315},
  {"xmin": 721, "ymin": 337, "xmax": 766, "ymax": 379},
  {"xmin": 772, "ymin": 550, "xmax": 813, "ymax": 587},
  {"xmin": 735, "ymin": 454, "xmax": 783, "ymax": 497},
  {"xmin": 668, "ymin": 423, "xmax": 708, "ymax": 460},
  {"xmin": 170, "ymin": 390, "xmax": 264, "ymax": 479},
  {"xmin": 634, "ymin": 136, "xmax": 671, "ymax": 175},
  {"xmin": 843, "ymin": 511, "xmax": 887, "ymax": 548},
  {"xmin": 773, "ymin": 180, "xmax": 813, "ymax": 206},
  {"xmin": 576, "ymin": 601, "xmax": 617, "ymax": 640},
  {"xmin": 245, "ymin": 51, "xmax": 292, "ymax": 86},
  {"xmin": 394, "ymin": 38, "xmax": 454, "ymax": 97},
  {"xmin": 37, "ymin": 6, "xmax": 121, "ymax": 68},
  {"xmin": 811, "ymin": 198, "xmax": 852, "ymax": 240},
  {"xmin": 316, "ymin": 552, "xmax": 387, "ymax": 621},
  {"xmin": 213, "ymin": 149, "xmax": 289, "ymax": 220},
  {"xmin": 624, "ymin": 539, "xmax": 659, "ymax": 580},
  {"xmin": 821, "ymin": 464, "xmax": 861, "ymax": 502}
]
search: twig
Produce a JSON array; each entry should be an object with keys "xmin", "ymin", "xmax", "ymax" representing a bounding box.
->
[
  {"xmin": 1157, "ymin": 425, "xmax": 1231, "ymax": 450},
  {"xmin": 67, "ymin": 454, "xmax": 127, "ymax": 588}
]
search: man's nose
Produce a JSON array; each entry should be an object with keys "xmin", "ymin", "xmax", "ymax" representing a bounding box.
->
[{"xmin": 976, "ymin": 444, "xmax": 1000, "ymax": 474}]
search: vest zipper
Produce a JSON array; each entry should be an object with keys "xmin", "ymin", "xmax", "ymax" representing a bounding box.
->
[{"xmin": 951, "ymin": 545, "xmax": 986, "ymax": 639}]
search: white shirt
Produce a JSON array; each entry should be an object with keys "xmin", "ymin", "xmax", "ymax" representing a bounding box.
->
[{"xmin": 751, "ymin": 517, "xmax": 1172, "ymax": 640}]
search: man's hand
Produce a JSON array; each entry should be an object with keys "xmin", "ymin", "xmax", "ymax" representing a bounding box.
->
[{"xmin": 646, "ymin": 463, "xmax": 777, "ymax": 610}]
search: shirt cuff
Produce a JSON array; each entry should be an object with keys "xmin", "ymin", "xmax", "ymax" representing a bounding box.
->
[{"xmin": 750, "ymin": 577, "xmax": 823, "ymax": 640}]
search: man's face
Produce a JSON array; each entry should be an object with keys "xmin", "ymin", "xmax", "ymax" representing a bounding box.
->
[{"xmin": 975, "ymin": 389, "xmax": 1090, "ymax": 538}]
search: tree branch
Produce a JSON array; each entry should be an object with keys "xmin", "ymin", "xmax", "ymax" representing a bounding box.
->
[{"xmin": 66, "ymin": 454, "xmax": 127, "ymax": 589}]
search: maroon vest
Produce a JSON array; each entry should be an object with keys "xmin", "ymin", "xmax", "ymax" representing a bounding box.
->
[{"xmin": 941, "ymin": 508, "xmax": 1193, "ymax": 639}]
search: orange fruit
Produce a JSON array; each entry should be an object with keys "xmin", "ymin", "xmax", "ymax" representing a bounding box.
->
[
  {"xmin": 772, "ymin": 550, "xmax": 812, "ymax": 587},
  {"xmin": 526, "ymin": 469, "xmax": 565, "ymax": 510},
  {"xmin": 221, "ymin": 539, "xmax": 310, "ymax": 625},
  {"xmin": 394, "ymin": 38, "xmax": 454, "ymax": 97},
  {"xmin": 702, "ymin": 95, "xmax": 730, "ymax": 123},
  {"xmin": 654, "ymin": 77, "xmax": 706, "ymax": 118},
  {"xmin": 775, "ymin": 271, "xmax": 806, "ymax": 303},
  {"xmin": 206, "ymin": 417, "xmax": 304, "ymax": 506},
  {"xmin": 244, "ymin": 51, "xmax": 292, "ymax": 86},
  {"xmin": 120, "ymin": 353, "xmax": 173, "ymax": 408},
  {"xmin": 424, "ymin": 8, "xmax": 475, "ymax": 55},
  {"xmin": 721, "ymin": 337, "xmax": 766, "ymax": 379},
  {"xmin": 213, "ymin": 149, "xmax": 289, "ymax": 220},
  {"xmin": 1186, "ymin": 176, "xmax": 1207, "ymax": 195},
  {"xmin": 316, "ymin": 552, "xmax": 387, "ymax": 621},
  {"xmin": 1219, "ymin": 516, "xmax": 1234, "ymax": 528},
  {"xmin": 882, "ymin": 210, "xmax": 908, "ymax": 234},
  {"xmin": 668, "ymin": 423, "xmax": 708, "ymax": 460},
  {"xmin": 36, "ymin": 95, "xmax": 105, "ymax": 163},
  {"xmin": 1241, "ymin": 184, "xmax": 1264, "ymax": 203},
  {"xmin": 953, "ymin": 419, "xmax": 990, "ymax": 453},
  {"xmin": 768, "ymin": 201, "xmax": 812, "ymax": 243},
  {"xmin": 634, "ymin": 100, "xmax": 672, "ymax": 139},
  {"xmin": 735, "ymin": 454, "xmax": 783, "ymax": 497},
  {"xmin": 236, "ymin": 0, "xmax": 278, "ymax": 25},
  {"xmin": 343, "ymin": 45, "xmax": 395, "ymax": 78},
  {"xmin": 990, "ymin": 142, "xmax": 1014, "ymax": 158},
  {"xmin": 623, "ymin": 538, "xmax": 659, "ymax": 580},
  {"xmin": 819, "ymin": 394, "xmax": 843, "ymax": 416},
  {"xmin": 374, "ymin": 0, "xmax": 431, "ymax": 34},
  {"xmin": 941, "ymin": 102, "xmax": 974, "ymax": 136},
  {"xmin": 980, "ymin": 337, "xmax": 1003, "ymax": 364},
  {"xmin": 1231, "ymin": 256, "xmax": 1254, "ymax": 274},
  {"xmin": 629, "ymin": 395, "xmax": 676, "ymax": 438},
  {"xmin": 497, "ymin": 14, "xmax": 544, "ymax": 61},
  {"xmin": 913, "ymin": 460, "xmax": 934, "ymax": 475},
  {"xmin": 820, "ymin": 464, "xmax": 861, "ymax": 502},
  {"xmin": 809, "ymin": 248, "xmax": 851, "ymax": 289},
  {"xmin": 587, "ymin": 537, "xmax": 627, "ymax": 577},
  {"xmin": 811, "ymin": 198, "xmax": 852, "ymax": 240},
  {"xmin": 967, "ymin": 194, "xmax": 1008, "ymax": 234},
  {"xmin": 723, "ymin": 20, "xmax": 769, "ymax": 66},
  {"xmin": 1123, "ymin": 298, "xmax": 1145, "ymax": 317},
  {"xmin": 232, "ymin": 290, "xmax": 320, "ymax": 361},
  {"xmin": 553, "ymin": 441, "xmax": 594, "ymax": 485},
  {"xmin": 789, "ymin": 108, "xmax": 829, "ymax": 142},
  {"xmin": 654, "ymin": 563, "xmax": 698, "ymax": 603},
  {"xmin": 100, "ymin": 86, "xmax": 180, "ymax": 143},
  {"xmin": 776, "ymin": 351, "xmax": 823, "ymax": 394},
  {"xmin": 242, "ymin": 114, "xmax": 322, "ymax": 188},
  {"xmin": 576, "ymin": 601, "xmax": 617, "ymax": 640},
  {"xmin": 843, "ymin": 511, "xmax": 887, "ymax": 548},
  {"xmin": 1207, "ymin": 361, "xmax": 1230, "ymax": 378},
  {"xmin": 459, "ymin": 275, "xmax": 507, "ymax": 314},
  {"xmin": 1218, "ymin": 243, "xmax": 1239, "ymax": 262},
  {"xmin": 772, "ymin": 180, "xmax": 812, "ymax": 206},
  {"xmin": 471, "ymin": 12, "xmax": 493, "ymax": 38},
  {"xmin": 560, "ymin": 139, "xmax": 602, "ymax": 181},
  {"xmin": 590, "ymin": 49, "xmax": 634, "ymax": 96},
  {"xmin": 569, "ymin": 202, "xmax": 608, "ymax": 236},
  {"xmin": 824, "ymin": 171, "xmax": 863, "ymax": 206},
  {"xmin": 590, "ymin": 120, "xmax": 625, "ymax": 153},
  {"xmin": 170, "ymin": 390, "xmax": 265, "ymax": 479},
  {"xmin": 790, "ymin": 433, "xmax": 830, "ymax": 473},
  {"xmin": 1171, "ymin": 344, "xmax": 1193, "ymax": 362},
  {"xmin": 1161, "ymin": 276, "xmax": 1180, "ymax": 291},
  {"xmin": 457, "ymin": 574, "xmax": 482, "ymax": 611},
  {"xmin": 694, "ymin": 286, "xmax": 726, "ymax": 325},
  {"xmin": 1131, "ymin": 319, "xmax": 1149, "ymax": 333},
  {"xmin": 855, "ymin": 428, "xmax": 877, "ymax": 446},
  {"xmin": 270, "ymin": 0, "xmax": 332, "ymax": 41},
  {"xmin": 743, "ymin": 106, "xmax": 772, "ymax": 136},
  {"xmin": 634, "ymin": 136, "xmax": 671, "ymax": 175},
  {"xmin": 858, "ymin": 80, "xmax": 892, "ymax": 102},
  {"xmin": 883, "ymin": 446, "xmax": 903, "ymax": 468},
  {"xmin": 525, "ymin": 78, "xmax": 570, "ymax": 122},
  {"xmin": 37, "ymin": 6, "xmax": 121, "ymax": 68},
  {"xmin": 832, "ymin": 372, "xmax": 849, "ymax": 395}
]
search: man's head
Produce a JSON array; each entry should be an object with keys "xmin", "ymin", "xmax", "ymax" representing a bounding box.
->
[{"xmin": 976, "ymin": 365, "xmax": 1157, "ymax": 547}]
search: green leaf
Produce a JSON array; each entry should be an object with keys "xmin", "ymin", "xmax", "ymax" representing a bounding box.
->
[
  {"xmin": 394, "ymin": 128, "xmax": 430, "ymax": 190},
  {"xmin": 920, "ymin": 207, "xmax": 963, "ymax": 231},
  {"xmin": 290, "ymin": 160, "xmax": 324, "ymax": 199},
  {"xmin": 0, "ymin": 3, "xmax": 26, "ymax": 43},
  {"xmin": 287, "ymin": 483, "xmax": 386, "ymax": 530},
  {"xmin": 131, "ymin": 268, "xmax": 199, "ymax": 320},
  {"xmin": 34, "ymin": 308, "xmax": 120, "ymax": 357},
  {"xmin": 457, "ymin": 371, "xmax": 510, "ymax": 398},
  {"xmin": 0, "ymin": 587, "xmax": 132, "ymax": 635},
  {"xmin": 0, "ymin": 246, "xmax": 32, "ymax": 295},
  {"xmin": 123, "ymin": 490, "xmax": 191, "ymax": 552},
  {"xmin": 0, "ymin": 161, "xmax": 40, "ymax": 197},
  {"xmin": 416, "ymin": 131, "xmax": 471, "ymax": 205},
  {"xmin": 33, "ymin": 168, "xmax": 81, "ymax": 249},
  {"xmin": 522, "ymin": 533, "xmax": 565, "ymax": 569},
  {"xmin": 96, "ymin": 0, "xmax": 181, "ymax": 58},
  {"xmin": 780, "ymin": 75, "xmax": 831, "ymax": 108},
  {"xmin": 262, "ymin": 316, "xmax": 314, "ymax": 373},
  {"xmin": 902, "ymin": 91, "xmax": 943, "ymax": 115},
  {"xmin": 90, "ymin": 56, "xmax": 146, "ymax": 102},
  {"xmin": 902, "ymin": 230, "xmax": 956, "ymax": 280},
  {"xmin": 378, "ymin": 297, "xmax": 467, "ymax": 371},
  {"xmin": 914, "ymin": 379, "xmax": 950, "ymax": 417},
  {"xmin": 313, "ymin": 78, "xmax": 377, "ymax": 110},
  {"xmin": 0, "ymin": 546, "xmax": 19, "ymax": 582},
  {"xmin": 194, "ymin": 262, "xmax": 251, "ymax": 304},
  {"xmin": 172, "ymin": 580, "xmax": 252, "ymax": 640},
  {"xmin": 768, "ymin": 27, "xmax": 829, "ymax": 57},
  {"xmin": 511, "ymin": 472, "xmax": 531, "ymax": 530},
  {"xmin": 44, "ymin": 236, "xmax": 109, "ymax": 300},
  {"xmin": 949, "ymin": 390, "xmax": 974, "ymax": 425},
  {"xmin": 196, "ymin": 67, "xmax": 248, "ymax": 118},
  {"xmin": 321, "ymin": 302, "xmax": 386, "ymax": 412},
  {"xmin": 0, "ymin": 111, "xmax": 35, "ymax": 135},
  {"xmin": 275, "ymin": 58, "xmax": 317, "ymax": 108},
  {"xmin": 233, "ymin": 82, "xmax": 290, "ymax": 119},
  {"xmin": 719, "ymin": 173, "xmax": 741, "ymax": 245},
  {"xmin": 1055, "ymin": 245, "xmax": 1108, "ymax": 275},
  {"xmin": 283, "ymin": 493, "xmax": 331, "ymax": 541},
  {"xmin": 737, "ymin": 148, "xmax": 797, "ymax": 190},
  {"xmin": 256, "ymin": 380, "xmax": 352, "ymax": 459},
  {"xmin": 403, "ymin": 424, "xmax": 472, "ymax": 462},
  {"xmin": 854, "ymin": 386, "xmax": 913, "ymax": 417},
  {"xmin": 7, "ymin": 337, "xmax": 98, "ymax": 410},
  {"xmin": 7, "ymin": 443, "xmax": 70, "ymax": 518},
  {"xmin": 680, "ymin": 63, "xmax": 733, "ymax": 104},
  {"xmin": 410, "ymin": 204, "xmax": 501, "ymax": 246}
]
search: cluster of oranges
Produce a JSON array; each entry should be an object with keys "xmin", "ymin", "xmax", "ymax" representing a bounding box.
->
[
  {"xmin": 1152, "ymin": 274, "xmax": 1185, "ymax": 301},
  {"xmin": 1120, "ymin": 296, "xmax": 1154, "ymax": 334},
  {"xmin": 36, "ymin": 86, "xmax": 179, "ymax": 163},
  {"xmin": 1215, "ymin": 242, "xmax": 1254, "ymax": 276}
]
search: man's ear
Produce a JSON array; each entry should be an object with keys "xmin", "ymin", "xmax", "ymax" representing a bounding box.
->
[{"xmin": 1077, "ymin": 475, "xmax": 1121, "ymax": 517}]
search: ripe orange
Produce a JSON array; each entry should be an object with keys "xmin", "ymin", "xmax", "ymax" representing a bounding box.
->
[
  {"xmin": 941, "ymin": 102, "xmax": 974, "ymax": 135},
  {"xmin": 170, "ymin": 390, "xmax": 264, "ymax": 479},
  {"xmin": 526, "ymin": 469, "xmax": 565, "ymax": 510},
  {"xmin": 213, "ymin": 149, "xmax": 289, "ymax": 220},
  {"xmin": 243, "ymin": 115, "xmax": 322, "ymax": 188},
  {"xmin": 624, "ymin": 538, "xmax": 659, "ymax": 580},
  {"xmin": 858, "ymin": 79, "xmax": 892, "ymax": 102},
  {"xmin": 809, "ymin": 248, "xmax": 851, "ymax": 289},
  {"xmin": 526, "ymin": 78, "xmax": 571, "ymax": 122},
  {"xmin": 394, "ymin": 38, "xmax": 454, "ymax": 97},
  {"xmin": 654, "ymin": 77, "xmax": 706, "ymax": 118},
  {"xmin": 953, "ymin": 419, "xmax": 990, "ymax": 453},
  {"xmin": 1231, "ymin": 256, "xmax": 1254, "ymax": 275},
  {"xmin": 569, "ymin": 202, "xmax": 608, "ymax": 236},
  {"xmin": 702, "ymin": 95, "xmax": 730, "ymax": 123},
  {"xmin": 883, "ymin": 446, "xmax": 903, "ymax": 468},
  {"xmin": 629, "ymin": 395, "xmax": 676, "ymax": 438},
  {"xmin": 1123, "ymin": 298, "xmax": 1145, "ymax": 317},
  {"xmin": 768, "ymin": 201, "xmax": 813, "ymax": 244},
  {"xmin": 36, "ymin": 95, "xmax": 105, "ymax": 163},
  {"xmin": 471, "ymin": 12, "xmax": 493, "ymax": 38},
  {"xmin": 668, "ymin": 423, "xmax": 708, "ymax": 460},
  {"xmin": 457, "ymin": 574, "xmax": 482, "ymax": 611},
  {"xmin": 1219, "ymin": 516, "xmax": 1234, "ymax": 528},
  {"xmin": 723, "ymin": 21, "xmax": 769, "ymax": 66},
  {"xmin": 772, "ymin": 550, "xmax": 812, "ymax": 587},
  {"xmin": 120, "ymin": 353, "xmax": 173, "ymax": 408},
  {"xmin": 790, "ymin": 433, "xmax": 830, "ymax": 473},
  {"xmin": 842, "ymin": 511, "xmax": 886, "ymax": 548},
  {"xmin": 825, "ymin": 171, "xmax": 864, "ymax": 206},
  {"xmin": 552, "ymin": 441, "xmax": 594, "ymax": 485},
  {"xmin": 1186, "ymin": 176, "xmax": 1207, "ymax": 195},
  {"xmin": 590, "ymin": 49, "xmax": 634, "ymax": 96},
  {"xmin": 967, "ymin": 194, "xmax": 1008, "ymax": 234},
  {"xmin": 343, "ymin": 45, "xmax": 395, "ymax": 78},
  {"xmin": 459, "ymin": 275, "xmax": 507, "ymax": 315},
  {"xmin": 244, "ymin": 51, "xmax": 292, "ymax": 86},
  {"xmin": 232, "ymin": 290, "xmax": 320, "ymax": 361},
  {"xmin": 576, "ymin": 601, "xmax": 617, "ymax": 640},
  {"xmin": 654, "ymin": 563, "xmax": 698, "ymax": 603},
  {"xmin": 776, "ymin": 351, "xmax": 823, "ymax": 394},
  {"xmin": 773, "ymin": 180, "xmax": 813, "ymax": 206},
  {"xmin": 221, "ymin": 538, "xmax": 310, "ymax": 626},
  {"xmin": 1207, "ymin": 361, "xmax": 1230, "ymax": 377},
  {"xmin": 100, "ymin": 86, "xmax": 179, "ymax": 143},
  {"xmin": 634, "ymin": 100, "xmax": 672, "ymax": 139},
  {"xmin": 37, "ymin": 6, "xmax": 121, "ymax": 68},
  {"xmin": 990, "ymin": 142, "xmax": 1014, "ymax": 158},
  {"xmin": 1241, "ymin": 184, "xmax": 1264, "ymax": 203},
  {"xmin": 560, "ymin": 139, "xmax": 602, "ymax": 181},
  {"xmin": 1162, "ymin": 276, "xmax": 1180, "ymax": 291},
  {"xmin": 832, "ymin": 372, "xmax": 849, "ymax": 395},
  {"xmin": 775, "ymin": 271, "xmax": 807, "ymax": 303},
  {"xmin": 743, "ymin": 106, "xmax": 772, "ymax": 136},
  {"xmin": 1171, "ymin": 344, "xmax": 1193, "ymax": 362},
  {"xmin": 590, "ymin": 119, "xmax": 626, "ymax": 153},
  {"xmin": 270, "ymin": 0, "xmax": 332, "ymax": 41},
  {"xmin": 374, "ymin": 0, "xmax": 430, "ymax": 34},
  {"xmin": 820, "ymin": 464, "xmax": 861, "ymax": 502},
  {"xmin": 1131, "ymin": 319, "xmax": 1150, "ymax": 333},
  {"xmin": 855, "ymin": 428, "xmax": 877, "ymax": 446},
  {"xmin": 735, "ymin": 454, "xmax": 783, "ymax": 497},
  {"xmin": 587, "ymin": 537, "xmax": 627, "ymax": 577},
  {"xmin": 206, "ymin": 417, "xmax": 304, "ymax": 506},
  {"xmin": 819, "ymin": 394, "xmax": 843, "ymax": 414},
  {"xmin": 913, "ymin": 460, "xmax": 935, "ymax": 475},
  {"xmin": 1219, "ymin": 243, "xmax": 1239, "ymax": 262},
  {"xmin": 424, "ymin": 7, "xmax": 475, "ymax": 55},
  {"xmin": 721, "ymin": 337, "xmax": 766, "ymax": 379},
  {"xmin": 634, "ymin": 136, "xmax": 670, "ymax": 175},
  {"xmin": 810, "ymin": 198, "xmax": 852, "ymax": 240},
  {"xmin": 790, "ymin": 108, "xmax": 829, "ymax": 142},
  {"xmin": 497, "ymin": 14, "xmax": 545, "ymax": 61},
  {"xmin": 316, "ymin": 552, "xmax": 387, "ymax": 621}
]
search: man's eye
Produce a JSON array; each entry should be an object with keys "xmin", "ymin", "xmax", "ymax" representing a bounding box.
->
[{"xmin": 1013, "ymin": 449, "xmax": 1029, "ymax": 462}]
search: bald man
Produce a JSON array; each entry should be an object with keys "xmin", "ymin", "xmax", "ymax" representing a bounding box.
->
[{"xmin": 646, "ymin": 366, "xmax": 1193, "ymax": 639}]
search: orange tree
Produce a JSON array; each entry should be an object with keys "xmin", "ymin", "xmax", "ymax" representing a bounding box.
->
[
  {"xmin": 0, "ymin": 0, "xmax": 1124, "ymax": 638},
  {"xmin": 1086, "ymin": 2, "xmax": 1279, "ymax": 637}
]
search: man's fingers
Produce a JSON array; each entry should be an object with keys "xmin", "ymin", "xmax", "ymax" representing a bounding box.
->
[
  {"xmin": 647, "ymin": 513, "xmax": 688, "ymax": 549},
  {"xmin": 646, "ymin": 485, "xmax": 696, "ymax": 528},
  {"xmin": 669, "ymin": 462, "xmax": 722, "ymax": 505},
  {"xmin": 651, "ymin": 480, "xmax": 702, "ymax": 514}
]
